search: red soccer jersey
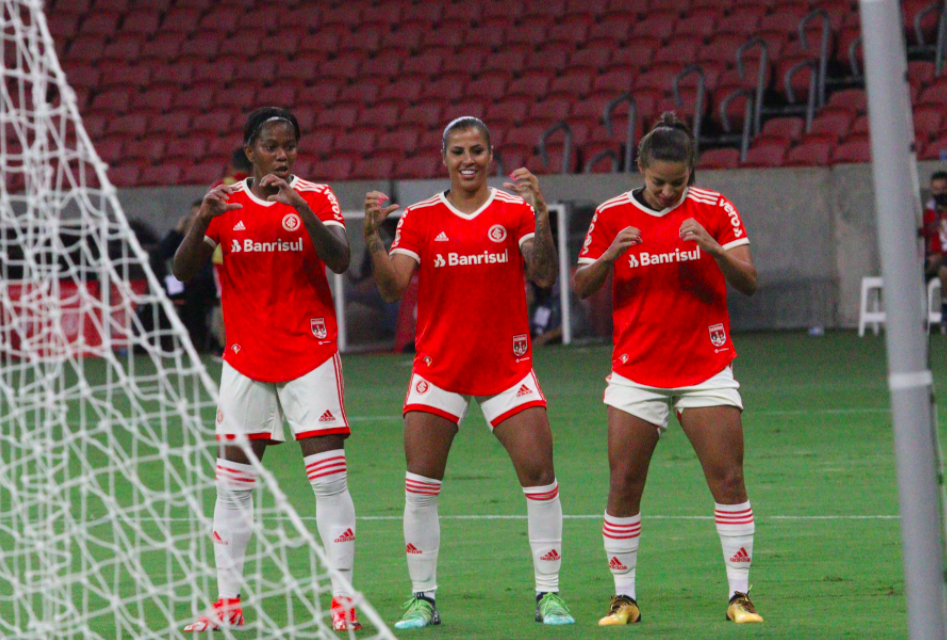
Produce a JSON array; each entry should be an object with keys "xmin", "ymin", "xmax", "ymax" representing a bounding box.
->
[
  {"xmin": 390, "ymin": 188, "xmax": 537, "ymax": 395},
  {"xmin": 204, "ymin": 177, "xmax": 345, "ymax": 383},
  {"xmin": 578, "ymin": 186, "xmax": 750, "ymax": 388},
  {"xmin": 923, "ymin": 207, "xmax": 947, "ymax": 255}
]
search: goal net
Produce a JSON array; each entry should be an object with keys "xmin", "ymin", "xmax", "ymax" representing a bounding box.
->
[{"xmin": 0, "ymin": 2, "xmax": 395, "ymax": 638}]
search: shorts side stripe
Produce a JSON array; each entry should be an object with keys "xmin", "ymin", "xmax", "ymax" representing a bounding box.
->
[
  {"xmin": 404, "ymin": 403, "xmax": 462, "ymax": 424},
  {"xmin": 489, "ymin": 399, "xmax": 546, "ymax": 427}
]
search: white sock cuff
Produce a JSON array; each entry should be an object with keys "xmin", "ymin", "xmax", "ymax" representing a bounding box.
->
[
  {"xmin": 305, "ymin": 450, "xmax": 347, "ymax": 484},
  {"xmin": 523, "ymin": 480, "xmax": 559, "ymax": 501},
  {"xmin": 215, "ymin": 459, "xmax": 257, "ymax": 488},
  {"xmin": 604, "ymin": 512, "xmax": 641, "ymax": 540},
  {"xmin": 406, "ymin": 472, "xmax": 442, "ymax": 496},
  {"xmin": 715, "ymin": 501, "xmax": 754, "ymax": 534}
]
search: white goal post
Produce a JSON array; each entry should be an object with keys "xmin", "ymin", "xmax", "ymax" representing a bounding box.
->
[
  {"xmin": 0, "ymin": 2, "xmax": 395, "ymax": 638},
  {"xmin": 332, "ymin": 204, "xmax": 572, "ymax": 352}
]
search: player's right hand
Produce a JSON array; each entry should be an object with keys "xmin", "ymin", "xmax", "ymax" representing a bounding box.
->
[
  {"xmin": 200, "ymin": 184, "xmax": 243, "ymax": 221},
  {"xmin": 603, "ymin": 226, "xmax": 643, "ymax": 262},
  {"xmin": 363, "ymin": 191, "xmax": 399, "ymax": 237}
]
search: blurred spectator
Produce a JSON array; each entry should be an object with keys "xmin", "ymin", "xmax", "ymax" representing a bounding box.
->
[
  {"xmin": 345, "ymin": 218, "xmax": 400, "ymax": 344},
  {"xmin": 212, "ymin": 148, "xmax": 251, "ymax": 188},
  {"xmin": 155, "ymin": 200, "xmax": 219, "ymax": 351},
  {"xmin": 528, "ymin": 281, "xmax": 563, "ymax": 346},
  {"xmin": 923, "ymin": 171, "xmax": 947, "ymax": 327}
]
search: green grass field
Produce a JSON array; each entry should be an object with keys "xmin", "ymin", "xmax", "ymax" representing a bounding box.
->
[
  {"xmin": 241, "ymin": 330, "xmax": 928, "ymax": 639},
  {"xmin": 2, "ymin": 330, "xmax": 934, "ymax": 638}
]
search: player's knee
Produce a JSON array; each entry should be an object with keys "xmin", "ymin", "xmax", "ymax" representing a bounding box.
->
[
  {"xmin": 521, "ymin": 466, "xmax": 556, "ymax": 487},
  {"xmin": 713, "ymin": 468, "xmax": 746, "ymax": 502}
]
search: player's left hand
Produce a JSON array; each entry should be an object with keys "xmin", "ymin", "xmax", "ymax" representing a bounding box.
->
[
  {"xmin": 260, "ymin": 174, "xmax": 306, "ymax": 209},
  {"xmin": 504, "ymin": 168, "xmax": 547, "ymax": 215},
  {"xmin": 679, "ymin": 218, "xmax": 722, "ymax": 256}
]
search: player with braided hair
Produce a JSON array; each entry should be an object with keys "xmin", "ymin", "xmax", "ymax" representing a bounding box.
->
[
  {"xmin": 173, "ymin": 107, "xmax": 362, "ymax": 632},
  {"xmin": 575, "ymin": 112, "xmax": 763, "ymax": 626}
]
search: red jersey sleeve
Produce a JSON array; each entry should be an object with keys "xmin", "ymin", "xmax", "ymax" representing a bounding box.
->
[
  {"xmin": 204, "ymin": 215, "xmax": 221, "ymax": 249},
  {"xmin": 390, "ymin": 207, "xmax": 423, "ymax": 263},
  {"xmin": 577, "ymin": 206, "xmax": 612, "ymax": 265},
  {"xmin": 712, "ymin": 194, "xmax": 750, "ymax": 250},
  {"xmin": 516, "ymin": 201, "xmax": 537, "ymax": 248},
  {"xmin": 306, "ymin": 186, "xmax": 345, "ymax": 228}
]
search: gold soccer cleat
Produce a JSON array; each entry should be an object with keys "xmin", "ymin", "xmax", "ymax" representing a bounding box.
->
[
  {"xmin": 598, "ymin": 594, "xmax": 641, "ymax": 626},
  {"xmin": 726, "ymin": 591, "xmax": 764, "ymax": 623}
]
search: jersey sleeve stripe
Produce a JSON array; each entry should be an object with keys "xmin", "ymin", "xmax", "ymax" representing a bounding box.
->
[
  {"xmin": 518, "ymin": 232, "xmax": 536, "ymax": 247},
  {"xmin": 391, "ymin": 248, "xmax": 420, "ymax": 263},
  {"xmin": 323, "ymin": 220, "xmax": 345, "ymax": 228},
  {"xmin": 406, "ymin": 196, "xmax": 441, "ymax": 212},
  {"xmin": 577, "ymin": 257, "xmax": 596, "ymax": 265},
  {"xmin": 686, "ymin": 194, "xmax": 719, "ymax": 204},
  {"xmin": 597, "ymin": 194, "xmax": 632, "ymax": 213},
  {"xmin": 203, "ymin": 236, "xmax": 217, "ymax": 249},
  {"xmin": 722, "ymin": 238, "xmax": 750, "ymax": 250},
  {"xmin": 688, "ymin": 187, "xmax": 722, "ymax": 198},
  {"xmin": 494, "ymin": 190, "xmax": 526, "ymax": 204}
]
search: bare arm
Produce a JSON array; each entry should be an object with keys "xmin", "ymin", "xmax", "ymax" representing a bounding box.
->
[
  {"xmin": 573, "ymin": 226, "xmax": 643, "ymax": 299},
  {"xmin": 259, "ymin": 174, "xmax": 350, "ymax": 274},
  {"xmin": 505, "ymin": 168, "xmax": 557, "ymax": 288},
  {"xmin": 679, "ymin": 218, "xmax": 757, "ymax": 296},
  {"xmin": 173, "ymin": 185, "xmax": 242, "ymax": 281},
  {"xmin": 363, "ymin": 190, "xmax": 417, "ymax": 303}
]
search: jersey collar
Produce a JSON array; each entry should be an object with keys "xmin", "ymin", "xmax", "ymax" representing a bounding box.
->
[
  {"xmin": 241, "ymin": 175, "xmax": 299, "ymax": 207},
  {"xmin": 438, "ymin": 187, "xmax": 496, "ymax": 220},
  {"xmin": 627, "ymin": 187, "xmax": 690, "ymax": 217}
]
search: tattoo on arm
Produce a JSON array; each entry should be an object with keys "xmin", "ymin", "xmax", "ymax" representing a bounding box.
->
[
  {"xmin": 366, "ymin": 233, "xmax": 386, "ymax": 255},
  {"xmin": 528, "ymin": 213, "xmax": 558, "ymax": 285}
]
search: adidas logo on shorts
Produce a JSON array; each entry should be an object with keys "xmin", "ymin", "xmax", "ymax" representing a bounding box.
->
[
  {"xmin": 516, "ymin": 384, "xmax": 532, "ymax": 398},
  {"xmin": 319, "ymin": 410, "xmax": 335, "ymax": 422}
]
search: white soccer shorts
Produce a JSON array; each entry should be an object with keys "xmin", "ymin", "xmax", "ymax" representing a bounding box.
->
[
  {"xmin": 403, "ymin": 370, "xmax": 547, "ymax": 429},
  {"xmin": 215, "ymin": 354, "xmax": 349, "ymax": 443},
  {"xmin": 603, "ymin": 365, "xmax": 743, "ymax": 433}
]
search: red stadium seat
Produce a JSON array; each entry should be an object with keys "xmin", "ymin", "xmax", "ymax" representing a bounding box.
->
[
  {"xmin": 90, "ymin": 88, "xmax": 132, "ymax": 114},
  {"xmin": 358, "ymin": 105, "xmax": 401, "ymax": 131},
  {"xmin": 919, "ymin": 80, "xmax": 947, "ymax": 108},
  {"xmin": 908, "ymin": 60, "xmax": 935, "ymax": 89},
  {"xmin": 316, "ymin": 107, "xmax": 359, "ymax": 130},
  {"xmin": 522, "ymin": 47, "xmax": 570, "ymax": 74},
  {"xmin": 304, "ymin": 131, "xmax": 336, "ymax": 159},
  {"xmin": 807, "ymin": 109, "xmax": 856, "ymax": 142},
  {"xmin": 214, "ymin": 86, "xmax": 257, "ymax": 111},
  {"xmin": 378, "ymin": 79, "xmax": 423, "ymax": 108},
  {"xmin": 121, "ymin": 9, "xmax": 162, "ymax": 37},
  {"xmin": 741, "ymin": 141, "xmax": 787, "ymax": 167},
  {"xmin": 466, "ymin": 77, "xmax": 508, "ymax": 101},
  {"xmin": 349, "ymin": 157, "xmax": 393, "ymax": 180},
  {"xmin": 486, "ymin": 99, "xmax": 530, "ymax": 126},
  {"xmin": 508, "ymin": 74, "xmax": 553, "ymax": 98},
  {"xmin": 785, "ymin": 140, "xmax": 834, "ymax": 166},
  {"xmin": 757, "ymin": 117, "xmax": 804, "ymax": 144},
  {"xmin": 698, "ymin": 34, "xmax": 744, "ymax": 66},
  {"xmin": 161, "ymin": 9, "xmax": 201, "ymax": 33},
  {"xmin": 483, "ymin": 0, "xmax": 526, "ymax": 20},
  {"xmin": 403, "ymin": 1, "xmax": 444, "ymax": 24},
  {"xmin": 631, "ymin": 13, "xmax": 677, "ymax": 41},
  {"xmin": 322, "ymin": 5, "xmax": 363, "ymax": 29},
  {"xmin": 697, "ymin": 148, "xmax": 740, "ymax": 169},
  {"xmin": 401, "ymin": 104, "xmax": 444, "ymax": 130},
  {"xmin": 236, "ymin": 8, "xmax": 279, "ymax": 33},
  {"xmin": 277, "ymin": 7, "xmax": 320, "ymax": 32},
  {"xmin": 675, "ymin": 13, "xmax": 718, "ymax": 40},
  {"xmin": 442, "ymin": 52, "xmax": 488, "ymax": 77},
  {"xmin": 260, "ymin": 32, "xmax": 302, "ymax": 58},
  {"xmin": 151, "ymin": 112, "xmax": 192, "ymax": 136},
  {"xmin": 131, "ymin": 88, "xmax": 174, "ymax": 113},
  {"xmin": 107, "ymin": 165, "xmax": 140, "ymax": 187},
  {"xmin": 163, "ymin": 138, "xmax": 208, "ymax": 163},
  {"xmin": 547, "ymin": 21, "xmax": 590, "ymax": 47},
  {"xmin": 827, "ymin": 88, "xmax": 867, "ymax": 113},
  {"xmin": 312, "ymin": 158, "xmax": 356, "ymax": 183},
  {"xmin": 139, "ymin": 163, "xmax": 183, "ymax": 186},
  {"xmin": 106, "ymin": 114, "xmax": 148, "ymax": 138},
  {"xmin": 402, "ymin": 52, "xmax": 445, "ymax": 78},
  {"xmin": 831, "ymin": 139, "xmax": 871, "ymax": 164},
  {"xmin": 588, "ymin": 18, "xmax": 633, "ymax": 46},
  {"xmin": 420, "ymin": 78, "xmax": 465, "ymax": 103},
  {"xmin": 102, "ymin": 36, "xmax": 144, "ymax": 62},
  {"xmin": 466, "ymin": 25, "xmax": 507, "ymax": 49},
  {"xmin": 613, "ymin": 41, "xmax": 659, "ymax": 70},
  {"xmin": 191, "ymin": 111, "xmax": 232, "ymax": 135},
  {"xmin": 634, "ymin": 64, "xmax": 681, "ymax": 93},
  {"xmin": 80, "ymin": 12, "xmax": 120, "ymax": 37},
  {"xmin": 914, "ymin": 105, "xmax": 947, "ymax": 141},
  {"xmin": 548, "ymin": 74, "xmax": 592, "ymax": 99},
  {"xmin": 849, "ymin": 114, "xmax": 870, "ymax": 137},
  {"xmin": 529, "ymin": 98, "xmax": 572, "ymax": 124},
  {"xmin": 197, "ymin": 9, "xmax": 240, "ymax": 35},
  {"xmin": 361, "ymin": 54, "xmax": 402, "ymax": 79},
  {"xmin": 257, "ymin": 85, "xmax": 297, "ymax": 109},
  {"xmin": 334, "ymin": 131, "xmax": 377, "ymax": 156},
  {"xmin": 219, "ymin": 30, "xmax": 261, "ymax": 58},
  {"xmin": 570, "ymin": 47, "xmax": 612, "ymax": 74},
  {"xmin": 319, "ymin": 57, "xmax": 362, "ymax": 82},
  {"xmin": 140, "ymin": 33, "xmax": 186, "ymax": 62},
  {"xmin": 523, "ymin": 0, "xmax": 567, "ymax": 18},
  {"xmin": 67, "ymin": 36, "xmax": 106, "ymax": 62},
  {"xmin": 394, "ymin": 156, "xmax": 441, "ymax": 179},
  {"xmin": 95, "ymin": 139, "xmax": 124, "ymax": 165},
  {"xmin": 193, "ymin": 60, "xmax": 235, "ymax": 86},
  {"xmin": 482, "ymin": 51, "xmax": 527, "ymax": 76},
  {"xmin": 293, "ymin": 84, "xmax": 338, "ymax": 111},
  {"xmin": 232, "ymin": 58, "xmax": 277, "ymax": 85},
  {"xmin": 184, "ymin": 162, "xmax": 226, "ymax": 187},
  {"xmin": 655, "ymin": 39, "xmax": 699, "ymax": 65},
  {"xmin": 377, "ymin": 131, "xmax": 420, "ymax": 156},
  {"xmin": 336, "ymin": 82, "xmax": 381, "ymax": 106},
  {"xmin": 171, "ymin": 87, "xmax": 214, "ymax": 112},
  {"xmin": 921, "ymin": 135, "xmax": 947, "ymax": 160},
  {"xmin": 446, "ymin": 99, "xmax": 488, "ymax": 121},
  {"xmin": 123, "ymin": 139, "xmax": 166, "ymax": 163},
  {"xmin": 716, "ymin": 13, "xmax": 761, "ymax": 36},
  {"xmin": 65, "ymin": 66, "xmax": 100, "ymax": 91}
]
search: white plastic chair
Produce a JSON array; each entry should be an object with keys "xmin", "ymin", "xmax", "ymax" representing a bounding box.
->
[{"xmin": 858, "ymin": 276, "xmax": 885, "ymax": 337}]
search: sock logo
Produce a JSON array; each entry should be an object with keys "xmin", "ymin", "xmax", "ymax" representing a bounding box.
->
[
  {"xmin": 608, "ymin": 556, "xmax": 628, "ymax": 571},
  {"xmin": 334, "ymin": 528, "xmax": 355, "ymax": 543},
  {"xmin": 212, "ymin": 531, "xmax": 228, "ymax": 546},
  {"xmin": 540, "ymin": 549, "xmax": 561, "ymax": 561},
  {"xmin": 319, "ymin": 410, "xmax": 335, "ymax": 422},
  {"xmin": 405, "ymin": 543, "xmax": 423, "ymax": 555},
  {"xmin": 729, "ymin": 547, "xmax": 751, "ymax": 563},
  {"xmin": 515, "ymin": 384, "xmax": 533, "ymax": 397}
]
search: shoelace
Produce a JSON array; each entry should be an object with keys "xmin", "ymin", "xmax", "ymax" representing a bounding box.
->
[
  {"xmin": 540, "ymin": 593, "xmax": 571, "ymax": 617},
  {"xmin": 732, "ymin": 592, "xmax": 757, "ymax": 614},
  {"xmin": 609, "ymin": 596, "xmax": 634, "ymax": 614},
  {"xmin": 400, "ymin": 597, "xmax": 433, "ymax": 619}
]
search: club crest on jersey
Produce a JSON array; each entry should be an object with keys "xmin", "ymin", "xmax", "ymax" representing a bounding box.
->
[
  {"xmin": 282, "ymin": 213, "xmax": 301, "ymax": 231},
  {"xmin": 709, "ymin": 323, "xmax": 727, "ymax": 347},
  {"xmin": 513, "ymin": 334, "xmax": 528, "ymax": 357},
  {"xmin": 423, "ymin": 356, "xmax": 433, "ymax": 366},
  {"xmin": 311, "ymin": 318, "xmax": 327, "ymax": 339},
  {"xmin": 415, "ymin": 379, "xmax": 430, "ymax": 395},
  {"xmin": 488, "ymin": 224, "xmax": 507, "ymax": 243}
]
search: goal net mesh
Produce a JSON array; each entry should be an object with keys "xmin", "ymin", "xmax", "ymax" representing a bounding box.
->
[{"xmin": 0, "ymin": 2, "xmax": 395, "ymax": 638}]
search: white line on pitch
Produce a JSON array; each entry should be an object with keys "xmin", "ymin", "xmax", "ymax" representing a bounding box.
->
[{"xmin": 353, "ymin": 514, "xmax": 900, "ymax": 521}]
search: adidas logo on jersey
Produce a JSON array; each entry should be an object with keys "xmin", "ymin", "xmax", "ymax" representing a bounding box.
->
[
  {"xmin": 516, "ymin": 384, "xmax": 533, "ymax": 398},
  {"xmin": 319, "ymin": 410, "xmax": 335, "ymax": 422},
  {"xmin": 232, "ymin": 220, "xmax": 246, "ymax": 231},
  {"xmin": 729, "ymin": 547, "xmax": 751, "ymax": 563},
  {"xmin": 435, "ymin": 232, "xmax": 449, "ymax": 241},
  {"xmin": 230, "ymin": 238, "xmax": 303, "ymax": 254},
  {"xmin": 540, "ymin": 549, "xmax": 561, "ymax": 562},
  {"xmin": 628, "ymin": 246, "xmax": 701, "ymax": 269},
  {"xmin": 406, "ymin": 543, "xmax": 423, "ymax": 555},
  {"xmin": 608, "ymin": 556, "xmax": 627, "ymax": 571},
  {"xmin": 334, "ymin": 528, "xmax": 355, "ymax": 543},
  {"xmin": 434, "ymin": 250, "xmax": 509, "ymax": 268}
]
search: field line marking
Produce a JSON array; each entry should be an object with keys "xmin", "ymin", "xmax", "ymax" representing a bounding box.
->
[{"xmin": 353, "ymin": 514, "xmax": 900, "ymax": 521}]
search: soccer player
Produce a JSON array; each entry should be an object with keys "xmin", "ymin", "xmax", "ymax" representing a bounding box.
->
[
  {"xmin": 363, "ymin": 116, "xmax": 575, "ymax": 629},
  {"xmin": 172, "ymin": 107, "xmax": 362, "ymax": 632},
  {"xmin": 574, "ymin": 113, "xmax": 763, "ymax": 626}
]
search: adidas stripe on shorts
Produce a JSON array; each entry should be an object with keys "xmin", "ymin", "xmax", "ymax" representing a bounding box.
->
[
  {"xmin": 215, "ymin": 355, "xmax": 349, "ymax": 443},
  {"xmin": 403, "ymin": 370, "xmax": 547, "ymax": 429}
]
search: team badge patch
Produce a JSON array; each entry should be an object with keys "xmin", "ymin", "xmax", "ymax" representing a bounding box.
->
[
  {"xmin": 415, "ymin": 379, "xmax": 430, "ymax": 395},
  {"xmin": 232, "ymin": 344, "xmax": 241, "ymax": 354},
  {"xmin": 282, "ymin": 213, "xmax": 301, "ymax": 231},
  {"xmin": 513, "ymin": 334, "xmax": 528, "ymax": 357},
  {"xmin": 311, "ymin": 318, "xmax": 327, "ymax": 339},
  {"xmin": 488, "ymin": 224, "xmax": 507, "ymax": 243},
  {"xmin": 709, "ymin": 323, "xmax": 727, "ymax": 347},
  {"xmin": 423, "ymin": 356, "xmax": 433, "ymax": 366}
]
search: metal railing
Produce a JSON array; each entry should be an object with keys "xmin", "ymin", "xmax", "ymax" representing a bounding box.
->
[
  {"xmin": 538, "ymin": 121, "xmax": 574, "ymax": 175},
  {"xmin": 784, "ymin": 59, "xmax": 819, "ymax": 130},
  {"xmin": 584, "ymin": 149, "xmax": 620, "ymax": 173},
  {"xmin": 735, "ymin": 38, "xmax": 769, "ymax": 136},
  {"xmin": 672, "ymin": 64, "xmax": 706, "ymax": 152},
  {"xmin": 603, "ymin": 93, "xmax": 637, "ymax": 173},
  {"xmin": 799, "ymin": 9, "xmax": 831, "ymax": 107}
]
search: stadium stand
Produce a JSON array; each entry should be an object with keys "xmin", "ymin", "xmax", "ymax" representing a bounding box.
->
[{"xmin": 45, "ymin": 0, "xmax": 947, "ymax": 186}]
